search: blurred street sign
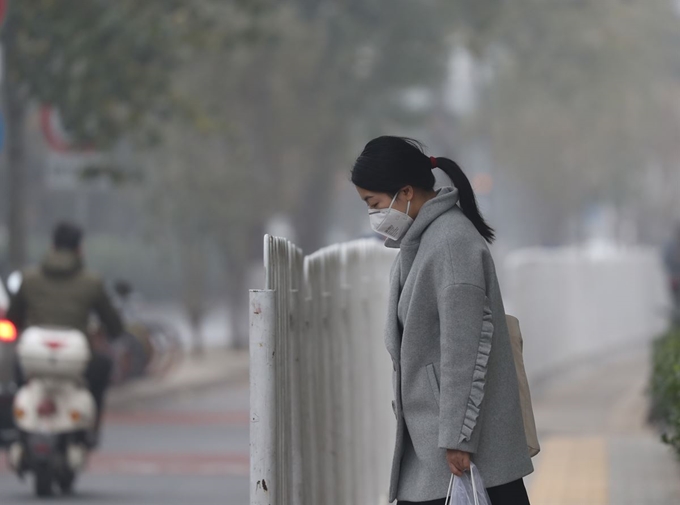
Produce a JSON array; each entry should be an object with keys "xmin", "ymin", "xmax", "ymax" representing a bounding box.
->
[
  {"xmin": 45, "ymin": 151, "xmax": 108, "ymax": 190},
  {"xmin": 41, "ymin": 103, "xmax": 112, "ymax": 189},
  {"xmin": 41, "ymin": 105, "xmax": 98, "ymax": 155},
  {"xmin": 41, "ymin": 105, "xmax": 79, "ymax": 153},
  {"xmin": 0, "ymin": 1, "xmax": 8, "ymax": 28}
]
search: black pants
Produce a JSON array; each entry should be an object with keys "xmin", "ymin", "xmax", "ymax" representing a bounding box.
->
[
  {"xmin": 15, "ymin": 352, "xmax": 113, "ymax": 428},
  {"xmin": 397, "ymin": 478, "xmax": 530, "ymax": 505},
  {"xmin": 84, "ymin": 353, "xmax": 113, "ymax": 427}
]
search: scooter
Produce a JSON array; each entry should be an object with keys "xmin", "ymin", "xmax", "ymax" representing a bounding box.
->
[{"xmin": 7, "ymin": 326, "xmax": 96, "ymax": 497}]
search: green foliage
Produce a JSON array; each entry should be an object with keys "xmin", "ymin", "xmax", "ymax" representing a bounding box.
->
[
  {"xmin": 1, "ymin": 0, "xmax": 251, "ymax": 148},
  {"xmin": 151, "ymin": 0, "xmax": 453, "ymax": 251},
  {"xmin": 143, "ymin": 1, "xmax": 455, "ymax": 345},
  {"xmin": 650, "ymin": 327, "xmax": 680, "ymax": 455},
  {"xmin": 0, "ymin": 0, "xmax": 264, "ymax": 269}
]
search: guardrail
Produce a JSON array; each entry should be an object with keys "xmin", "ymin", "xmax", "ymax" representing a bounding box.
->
[{"xmin": 250, "ymin": 235, "xmax": 397, "ymax": 505}]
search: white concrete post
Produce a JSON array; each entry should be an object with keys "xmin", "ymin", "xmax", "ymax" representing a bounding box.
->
[{"xmin": 250, "ymin": 289, "xmax": 277, "ymax": 505}]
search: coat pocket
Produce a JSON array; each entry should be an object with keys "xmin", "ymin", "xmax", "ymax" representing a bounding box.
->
[{"xmin": 426, "ymin": 363, "xmax": 440, "ymax": 408}]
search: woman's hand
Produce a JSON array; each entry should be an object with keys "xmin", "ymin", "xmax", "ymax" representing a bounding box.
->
[{"xmin": 446, "ymin": 449, "xmax": 471, "ymax": 477}]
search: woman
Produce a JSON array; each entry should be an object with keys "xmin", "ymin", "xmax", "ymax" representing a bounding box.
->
[{"xmin": 352, "ymin": 137, "xmax": 533, "ymax": 505}]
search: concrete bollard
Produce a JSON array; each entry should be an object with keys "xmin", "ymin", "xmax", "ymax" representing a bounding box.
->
[{"xmin": 249, "ymin": 289, "xmax": 277, "ymax": 505}]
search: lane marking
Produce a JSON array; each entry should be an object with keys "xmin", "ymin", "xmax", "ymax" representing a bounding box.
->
[
  {"xmin": 89, "ymin": 452, "xmax": 249, "ymax": 477},
  {"xmin": 2, "ymin": 453, "xmax": 249, "ymax": 477}
]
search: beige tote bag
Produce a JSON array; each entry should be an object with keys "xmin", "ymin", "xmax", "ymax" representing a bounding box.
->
[{"xmin": 505, "ymin": 315, "xmax": 541, "ymax": 458}]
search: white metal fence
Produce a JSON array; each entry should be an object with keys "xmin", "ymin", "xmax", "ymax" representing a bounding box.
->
[{"xmin": 250, "ymin": 235, "xmax": 398, "ymax": 505}]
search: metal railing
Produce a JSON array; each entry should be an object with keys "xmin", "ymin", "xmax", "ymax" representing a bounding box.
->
[{"xmin": 250, "ymin": 235, "xmax": 397, "ymax": 505}]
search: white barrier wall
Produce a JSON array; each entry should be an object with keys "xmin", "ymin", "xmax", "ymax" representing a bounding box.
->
[
  {"xmin": 503, "ymin": 246, "xmax": 670, "ymax": 381},
  {"xmin": 250, "ymin": 235, "xmax": 397, "ymax": 505}
]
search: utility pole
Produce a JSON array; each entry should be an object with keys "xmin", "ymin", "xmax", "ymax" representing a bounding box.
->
[{"xmin": 0, "ymin": 1, "xmax": 28, "ymax": 270}]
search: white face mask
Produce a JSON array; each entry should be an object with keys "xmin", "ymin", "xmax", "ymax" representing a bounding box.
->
[{"xmin": 368, "ymin": 191, "xmax": 413, "ymax": 241}]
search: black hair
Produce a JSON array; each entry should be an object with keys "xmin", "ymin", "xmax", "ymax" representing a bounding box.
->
[
  {"xmin": 351, "ymin": 136, "xmax": 495, "ymax": 243},
  {"xmin": 53, "ymin": 222, "xmax": 83, "ymax": 251}
]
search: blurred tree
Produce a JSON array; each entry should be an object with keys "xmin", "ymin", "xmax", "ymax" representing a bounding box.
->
[
  {"xmin": 150, "ymin": 0, "xmax": 452, "ymax": 347},
  {"xmin": 463, "ymin": 0, "xmax": 680, "ymax": 245},
  {"xmin": 0, "ymin": 0, "xmax": 258, "ymax": 269},
  {"xmin": 242, "ymin": 0, "xmax": 450, "ymax": 253}
]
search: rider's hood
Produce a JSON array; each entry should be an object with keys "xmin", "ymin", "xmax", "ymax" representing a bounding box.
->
[{"xmin": 41, "ymin": 250, "xmax": 83, "ymax": 277}]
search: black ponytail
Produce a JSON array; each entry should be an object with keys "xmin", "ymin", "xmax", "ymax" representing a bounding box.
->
[
  {"xmin": 351, "ymin": 136, "xmax": 495, "ymax": 244},
  {"xmin": 434, "ymin": 157, "xmax": 495, "ymax": 244}
]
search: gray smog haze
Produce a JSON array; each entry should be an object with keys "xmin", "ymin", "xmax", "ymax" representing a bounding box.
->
[{"xmin": 0, "ymin": 0, "xmax": 679, "ymax": 348}]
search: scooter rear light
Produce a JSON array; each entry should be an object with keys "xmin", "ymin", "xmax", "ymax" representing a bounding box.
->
[
  {"xmin": 0, "ymin": 320, "xmax": 17, "ymax": 342},
  {"xmin": 33, "ymin": 443, "xmax": 50, "ymax": 454},
  {"xmin": 37, "ymin": 399, "xmax": 57, "ymax": 417}
]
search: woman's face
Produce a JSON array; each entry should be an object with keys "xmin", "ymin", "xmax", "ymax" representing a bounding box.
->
[{"xmin": 356, "ymin": 186, "xmax": 412, "ymax": 214}]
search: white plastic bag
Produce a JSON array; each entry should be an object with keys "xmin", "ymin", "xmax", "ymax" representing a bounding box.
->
[{"xmin": 445, "ymin": 462, "xmax": 492, "ymax": 505}]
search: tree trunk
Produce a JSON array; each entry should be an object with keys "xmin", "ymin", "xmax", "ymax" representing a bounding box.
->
[
  {"xmin": 2, "ymin": 19, "xmax": 29, "ymax": 270},
  {"xmin": 5, "ymin": 98, "xmax": 27, "ymax": 270},
  {"xmin": 225, "ymin": 224, "xmax": 264, "ymax": 350},
  {"xmin": 179, "ymin": 239, "xmax": 206, "ymax": 356},
  {"xmin": 187, "ymin": 308, "xmax": 204, "ymax": 358},
  {"xmin": 226, "ymin": 264, "xmax": 249, "ymax": 350},
  {"xmin": 292, "ymin": 139, "xmax": 340, "ymax": 253}
]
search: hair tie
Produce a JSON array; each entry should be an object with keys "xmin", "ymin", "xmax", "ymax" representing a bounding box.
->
[{"xmin": 430, "ymin": 156, "xmax": 438, "ymax": 169}]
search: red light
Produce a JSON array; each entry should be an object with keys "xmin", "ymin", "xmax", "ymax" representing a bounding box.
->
[
  {"xmin": 44, "ymin": 340, "xmax": 64, "ymax": 350},
  {"xmin": 37, "ymin": 398, "xmax": 57, "ymax": 417},
  {"xmin": 33, "ymin": 443, "xmax": 50, "ymax": 454},
  {"xmin": 0, "ymin": 320, "xmax": 17, "ymax": 342}
]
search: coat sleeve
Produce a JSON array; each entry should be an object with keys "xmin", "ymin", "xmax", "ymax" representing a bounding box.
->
[
  {"xmin": 437, "ymin": 282, "xmax": 494, "ymax": 453},
  {"xmin": 93, "ymin": 281, "xmax": 124, "ymax": 339}
]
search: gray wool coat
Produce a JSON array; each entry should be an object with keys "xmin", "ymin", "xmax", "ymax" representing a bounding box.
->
[{"xmin": 384, "ymin": 187, "xmax": 534, "ymax": 503}]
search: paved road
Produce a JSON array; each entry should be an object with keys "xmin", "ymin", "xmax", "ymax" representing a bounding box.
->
[
  {"xmin": 0, "ymin": 379, "xmax": 250, "ymax": 505},
  {"xmin": 4, "ymin": 346, "xmax": 679, "ymax": 505}
]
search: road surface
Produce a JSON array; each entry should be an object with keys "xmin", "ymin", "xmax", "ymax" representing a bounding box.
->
[{"xmin": 0, "ymin": 378, "xmax": 249, "ymax": 505}]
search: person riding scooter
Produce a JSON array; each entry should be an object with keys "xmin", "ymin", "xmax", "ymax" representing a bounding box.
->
[{"xmin": 6, "ymin": 222, "xmax": 123, "ymax": 445}]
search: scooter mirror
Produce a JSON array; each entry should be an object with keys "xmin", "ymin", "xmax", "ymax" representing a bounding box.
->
[{"xmin": 6, "ymin": 271, "xmax": 22, "ymax": 296}]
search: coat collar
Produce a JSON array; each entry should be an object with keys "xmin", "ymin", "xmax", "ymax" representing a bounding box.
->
[
  {"xmin": 384, "ymin": 187, "xmax": 460, "ymax": 249},
  {"xmin": 389, "ymin": 186, "xmax": 460, "ymax": 287},
  {"xmin": 42, "ymin": 250, "xmax": 83, "ymax": 277}
]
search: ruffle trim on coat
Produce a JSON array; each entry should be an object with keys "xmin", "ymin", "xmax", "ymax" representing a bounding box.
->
[{"xmin": 459, "ymin": 299, "xmax": 494, "ymax": 444}]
